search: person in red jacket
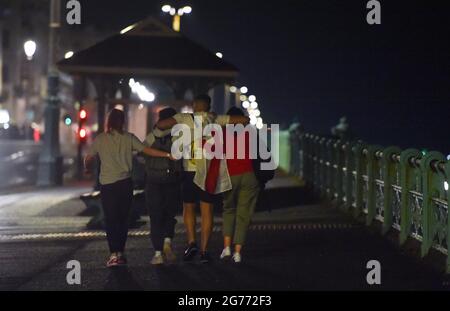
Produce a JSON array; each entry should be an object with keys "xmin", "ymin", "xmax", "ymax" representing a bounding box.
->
[{"xmin": 220, "ymin": 107, "xmax": 260, "ymax": 263}]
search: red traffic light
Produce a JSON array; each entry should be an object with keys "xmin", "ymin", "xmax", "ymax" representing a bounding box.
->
[
  {"xmin": 79, "ymin": 109, "xmax": 87, "ymax": 120},
  {"xmin": 79, "ymin": 128, "xmax": 87, "ymax": 139}
]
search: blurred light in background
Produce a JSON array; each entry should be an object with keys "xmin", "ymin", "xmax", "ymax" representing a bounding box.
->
[
  {"xmin": 162, "ymin": 4, "xmax": 171, "ymax": 13},
  {"xmin": 64, "ymin": 51, "xmax": 74, "ymax": 59},
  {"xmin": 240, "ymin": 86, "xmax": 248, "ymax": 94},
  {"xmin": 79, "ymin": 109, "xmax": 87, "ymax": 120},
  {"xmin": 120, "ymin": 24, "xmax": 136, "ymax": 34},
  {"xmin": 183, "ymin": 6, "xmax": 192, "ymax": 14},
  {"xmin": 216, "ymin": 52, "xmax": 223, "ymax": 59},
  {"xmin": 229, "ymin": 86, "xmax": 237, "ymax": 93},
  {"xmin": 24, "ymin": 40, "xmax": 37, "ymax": 60},
  {"xmin": 445, "ymin": 181, "xmax": 449, "ymax": 191},
  {"xmin": 129, "ymin": 78, "xmax": 156, "ymax": 102},
  {"xmin": 114, "ymin": 104, "xmax": 125, "ymax": 111},
  {"xmin": 79, "ymin": 128, "xmax": 87, "ymax": 139},
  {"xmin": 64, "ymin": 116, "xmax": 72, "ymax": 126},
  {"xmin": 0, "ymin": 109, "xmax": 10, "ymax": 124},
  {"xmin": 248, "ymin": 95, "xmax": 256, "ymax": 102}
]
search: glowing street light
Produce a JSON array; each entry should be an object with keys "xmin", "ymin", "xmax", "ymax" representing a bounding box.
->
[
  {"xmin": 64, "ymin": 51, "xmax": 74, "ymax": 59},
  {"xmin": 216, "ymin": 52, "xmax": 223, "ymax": 59},
  {"xmin": 120, "ymin": 23, "xmax": 137, "ymax": 34},
  {"xmin": 162, "ymin": 4, "xmax": 192, "ymax": 32},
  {"xmin": 162, "ymin": 4, "xmax": 171, "ymax": 13},
  {"xmin": 24, "ymin": 40, "xmax": 37, "ymax": 60},
  {"xmin": 129, "ymin": 78, "xmax": 156, "ymax": 102},
  {"xmin": 248, "ymin": 95, "xmax": 256, "ymax": 102}
]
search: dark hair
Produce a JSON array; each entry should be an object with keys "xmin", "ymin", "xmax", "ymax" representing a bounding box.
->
[
  {"xmin": 227, "ymin": 106, "xmax": 245, "ymax": 116},
  {"xmin": 106, "ymin": 109, "xmax": 125, "ymax": 133},
  {"xmin": 159, "ymin": 107, "xmax": 177, "ymax": 121},
  {"xmin": 194, "ymin": 94, "xmax": 212, "ymax": 111}
]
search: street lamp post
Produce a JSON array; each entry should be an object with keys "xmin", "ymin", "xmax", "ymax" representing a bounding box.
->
[
  {"xmin": 161, "ymin": 4, "xmax": 192, "ymax": 32},
  {"xmin": 37, "ymin": 0, "xmax": 63, "ymax": 186},
  {"xmin": 23, "ymin": 40, "xmax": 36, "ymax": 136}
]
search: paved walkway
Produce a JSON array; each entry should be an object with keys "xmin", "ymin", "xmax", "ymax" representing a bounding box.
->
[{"xmin": 0, "ymin": 175, "xmax": 447, "ymax": 290}]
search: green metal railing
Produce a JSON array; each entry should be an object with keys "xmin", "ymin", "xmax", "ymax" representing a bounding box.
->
[{"xmin": 289, "ymin": 131, "xmax": 450, "ymax": 272}]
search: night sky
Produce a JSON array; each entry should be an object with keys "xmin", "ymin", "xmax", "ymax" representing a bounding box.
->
[{"xmin": 81, "ymin": 0, "xmax": 450, "ymax": 153}]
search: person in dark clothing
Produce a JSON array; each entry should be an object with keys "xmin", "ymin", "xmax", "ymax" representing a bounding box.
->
[
  {"xmin": 145, "ymin": 108, "xmax": 183, "ymax": 265},
  {"xmin": 85, "ymin": 109, "xmax": 174, "ymax": 268}
]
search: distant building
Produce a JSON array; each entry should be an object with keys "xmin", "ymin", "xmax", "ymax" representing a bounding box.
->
[{"xmin": 0, "ymin": 0, "xmax": 112, "ymax": 135}]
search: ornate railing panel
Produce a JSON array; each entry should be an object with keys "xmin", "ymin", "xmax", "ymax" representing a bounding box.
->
[{"xmin": 294, "ymin": 132, "xmax": 450, "ymax": 273}]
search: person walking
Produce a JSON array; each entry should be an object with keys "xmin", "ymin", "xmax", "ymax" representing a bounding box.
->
[
  {"xmin": 85, "ymin": 108, "xmax": 174, "ymax": 268},
  {"xmin": 156, "ymin": 95, "xmax": 249, "ymax": 263},
  {"xmin": 144, "ymin": 107, "xmax": 183, "ymax": 265},
  {"xmin": 220, "ymin": 107, "xmax": 261, "ymax": 263}
]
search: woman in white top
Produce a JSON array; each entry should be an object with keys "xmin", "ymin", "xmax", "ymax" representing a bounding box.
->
[{"xmin": 85, "ymin": 108, "xmax": 174, "ymax": 268}]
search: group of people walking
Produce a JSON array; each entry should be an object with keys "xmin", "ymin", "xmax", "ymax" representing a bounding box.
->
[{"xmin": 85, "ymin": 94, "xmax": 272, "ymax": 268}]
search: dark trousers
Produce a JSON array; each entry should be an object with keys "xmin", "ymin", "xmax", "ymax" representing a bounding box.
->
[
  {"xmin": 100, "ymin": 178, "xmax": 133, "ymax": 253},
  {"xmin": 146, "ymin": 182, "xmax": 180, "ymax": 251}
]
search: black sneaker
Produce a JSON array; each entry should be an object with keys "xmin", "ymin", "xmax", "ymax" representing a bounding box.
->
[
  {"xmin": 183, "ymin": 243, "xmax": 199, "ymax": 262},
  {"xmin": 200, "ymin": 251, "xmax": 212, "ymax": 264}
]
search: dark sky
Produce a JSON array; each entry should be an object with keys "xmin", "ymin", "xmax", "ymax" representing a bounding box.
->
[{"xmin": 81, "ymin": 0, "xmax": 450, "ymax": 153}]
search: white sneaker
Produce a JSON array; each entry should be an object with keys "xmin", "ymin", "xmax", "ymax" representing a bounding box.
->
[
  {"xmin": 220, "ymin": 247, "xmax": 231, "ymax": 260},
  {"xmin": 151, "ymin": 254, "xmax": 164, "ymax": 265},
  {"xmin": 163, "ymin": 243, "xmax": 177, "ymax": 263},
  {"xmin": 232, "ymin": 252, "xmax": 242, "ymax": 263}
]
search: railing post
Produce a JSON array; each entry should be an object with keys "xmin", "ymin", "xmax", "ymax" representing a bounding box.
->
[
  {"xmin": 445, "ymin": 161, "xmax": 450, "ymax": 273},
  {"xmin": 353, "ymin": 143, "xmax": 365, "ymax": 219},
  {"xmin": 313, "ymin": 135, "xmax": 321, "ymax": 193},
  {"xmin": 306, "ymin": 134, "xmax": 313, "ymax": 184},
  {"xmin": 333, "ymin": 140, "xmax": 344, "ymax": 206},
  {"xmin": 302, "ymin": 134, "xmax": 310, "ymax": 184},
  {"xmin": 343, "ymin": 142, "xmax": 354, "ymax": 212},
  {"xmin": 420, "ymin": 151, "xmax": 444, "ymax": 258},
  {"xmin": 382, "ymin": 146, "xmax": 402, "ymax": 235},
  {"xmin": 325, "ymin": 138, "xmax": 335, "ymax": 201},
  {"xmin": 399, "ymin": 149, "xmax": 421, "ymax": 245},
  {"xmin": 299, "ymin": 133, "xmax": 306, "ymax": 182},
  {"xmin": 366, "ymin": 145, "xmax": 383, "ymax": 226},
  {"xmin": 319, "ymin": 137, "xmax": 327, "ymax": 197}
]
